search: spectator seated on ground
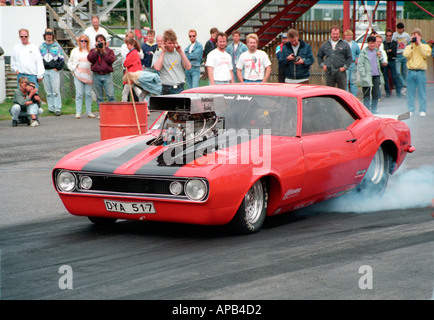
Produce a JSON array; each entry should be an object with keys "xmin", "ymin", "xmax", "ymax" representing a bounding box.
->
[{"xmin": 10, "ymin": 78, "xmax": 43, "ymax": 127}]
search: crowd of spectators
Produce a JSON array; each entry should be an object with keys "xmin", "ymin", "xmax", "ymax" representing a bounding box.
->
[{"xmin": 6, "ymin": 18, "xmax": 434, "ymax": 127}]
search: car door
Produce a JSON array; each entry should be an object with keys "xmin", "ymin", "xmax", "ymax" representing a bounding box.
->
[{"xmin": 300, "ymin": 96, "xmax": 360, "ymax": 200}]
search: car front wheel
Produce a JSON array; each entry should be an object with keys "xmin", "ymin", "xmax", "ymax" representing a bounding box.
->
[
  {"xmin": 230, "ymin": 179, "xmax": 268, "ymax": 234},
  {"xmin": 357, "ymin": 146, "xmax": 390, "ymax": 195}
]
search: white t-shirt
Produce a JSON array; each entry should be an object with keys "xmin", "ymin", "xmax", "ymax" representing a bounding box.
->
[
  {"xmin": 84, "ymin": 26, "xmax": 111, "ymax": 49},
  {"xmin": 236, "ymin": 50, "xmax": 271, "ymax": 81},
  {"xmin": 392, "ymin": 31, "xmax": 411, "ymax": 54},
  {"xmin": 292, "ymin": 43, "xmax": 300, "ymax": 56},
  {"xmin": 205, "ymin": 49, "xmax": 233, "ymax": 81},
  {"xmin": 331, "ymin": 39, "xmax": 339, "ymax": 50}
]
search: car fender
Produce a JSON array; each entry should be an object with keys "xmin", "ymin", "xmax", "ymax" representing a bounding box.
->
[{"xmin": 350, "ymin": 117, "xmax": 411, "ymax": 174}]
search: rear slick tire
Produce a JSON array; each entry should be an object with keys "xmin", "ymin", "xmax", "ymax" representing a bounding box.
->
[
  {"xmin": 230, "ymin": 179, "xmax": 268, "ymax": 234},
  {"xmin": 357, "ymin": 146, "xmax": 390, "ymax": 196}
]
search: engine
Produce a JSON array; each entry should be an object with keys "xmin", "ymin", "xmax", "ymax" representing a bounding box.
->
[{"xmin": 149, "ymin": 94, "xmax": 227, "ymax": 147}]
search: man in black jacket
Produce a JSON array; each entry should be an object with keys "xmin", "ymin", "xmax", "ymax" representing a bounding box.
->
[
  {"xmin": 203, "ymin": 27, "xmax": 218, "ymax": 61},
  {"xmin": 383, "ymin": 28, "xmax": 402, "ymax": 98},
  {"xmin": 279, "ymin": 29, "xmax": 314, "ymax": 84},
  {"xmin": 317, "ymin": 26, "xmax": 352, "ymax": 90}
]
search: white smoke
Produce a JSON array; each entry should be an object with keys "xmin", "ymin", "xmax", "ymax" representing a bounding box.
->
[{"xmin": 307, "ymin": 165, "xmax": 434, "ymax": 213}]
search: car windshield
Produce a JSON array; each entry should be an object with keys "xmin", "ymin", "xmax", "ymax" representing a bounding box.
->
[{"xmin": 216, "ymin": 94, "xmax": 297, "ymax": 136}]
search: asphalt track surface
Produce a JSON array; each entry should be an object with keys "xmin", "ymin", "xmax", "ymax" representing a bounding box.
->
[{"xmin": 1, "ymin": 86, "xmax": 433, "ymax": 303}]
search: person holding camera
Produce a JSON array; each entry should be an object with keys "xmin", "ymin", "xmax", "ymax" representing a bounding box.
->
[
  {"xmin": 278, "ymin": 29, "xmax": 314, "ymax": 84},
  {"xmin": 87, "ymin": 34, "xmax": 116, "ymax": 109},
  {"xmin": 403, "ymin": 28, "xmax": 432, "ymax": 117}
]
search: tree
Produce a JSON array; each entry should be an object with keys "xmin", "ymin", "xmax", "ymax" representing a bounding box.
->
[{"xmin": 404, "ymin": 1, "xmax": 434, "ymax": 20}]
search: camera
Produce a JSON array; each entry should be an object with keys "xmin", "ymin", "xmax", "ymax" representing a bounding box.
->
[
  {"xmin": 96, "ymin": 41, "xmax": 104, "ymax": 49},
  {"xmin": 294, "ymin": 56, "xmax": 301, "ymax": 62},
  {"xmin": 411, "ymin": 37, "xmax": 417, "ymax": 43}
]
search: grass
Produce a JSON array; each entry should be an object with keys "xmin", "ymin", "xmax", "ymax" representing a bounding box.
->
[{"xmin": 0, "ymin": 98, "xmax": 100, "ymax": 121}]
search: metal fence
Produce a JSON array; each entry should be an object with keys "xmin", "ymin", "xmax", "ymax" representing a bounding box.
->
[
  {"xmin": 37, "ymin": 58, "xmax": 126, "ymax": 103},
  {"xmin": 34, "ymin": 58, "xmax": 281, "ymax": 103}
]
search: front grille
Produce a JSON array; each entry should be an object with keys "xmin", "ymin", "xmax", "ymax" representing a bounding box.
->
[
  {"xmin": 75, "ymin": 172, "xmax": 188, "ymax": 199},
  {"xmin": 88, "ymin": 175, "xmax": 174, "ymax": 195}
]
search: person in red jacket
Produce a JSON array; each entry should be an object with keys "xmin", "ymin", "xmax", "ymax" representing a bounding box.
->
[
  {"xmin": 87, "ymin": 34, "xmax": 116, "ymax": 108},
  {"xmin": 124, "ymin": 39, "xmax": 142, "ymax": 73},
  {"xmin": 122, "ymin": 38, "xmax": 146, "ymax": 103}
]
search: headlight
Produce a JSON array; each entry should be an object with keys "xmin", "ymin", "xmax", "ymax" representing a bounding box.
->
[
  {"xmin": 57, "ymin": 171, "xmax": 76, "ymax": 192},
  {"xmin": 184, "ymin": 179, "xmax": 207, "ymax": 201},
  {"xmin": 169, "ymin": 181, "xmax": 183, "ymax": 195},
  {"xmin": 79, "ymin": 176, "xmax": 93, "ymax": 190}
]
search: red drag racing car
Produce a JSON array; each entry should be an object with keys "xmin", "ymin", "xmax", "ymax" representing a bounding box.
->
[{"xmin": 53, "ymin": 84, "xmax": 414, "ymax": 234}]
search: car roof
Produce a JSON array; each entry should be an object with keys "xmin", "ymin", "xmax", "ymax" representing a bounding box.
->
[
  {"xmin": 184, "ymin": 83, "xmax": 348, "ymax": 99},
  {"xmin": 183, "ymin": 83, "xmax": 371, "ymax": 119}
]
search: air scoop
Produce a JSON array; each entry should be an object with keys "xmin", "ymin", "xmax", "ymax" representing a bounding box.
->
[{"xmin": 149, "ymin": 94, "xmax": 228, "ymax": 147}]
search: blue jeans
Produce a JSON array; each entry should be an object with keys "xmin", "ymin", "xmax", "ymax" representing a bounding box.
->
[
  {"xmin": 185, "ymin": 66, "xmax": 200, "ymax": 88},
  {"xmin": 43, "ymin": 69, "xmax": 62, "ymax": 112},
  {"xmin": 395, "ymin": 54, "xmax": 407, "ymax": 88},
  {"xmin": 406, "ymin": 70, "xmax": 426, "ymax": 113},
  {"xmin": 383, "ymin": 60, "xmax": 401, "ymax": 97},
  {"xmin": 346, "ymin": 62, "xmax": 357, "ymax": 97},
  {"xmin": 10, "ymin": 104, "xmax": 43, "ymax": 120},
  {"xmin": 74, "ymin": 76, "xmax": 93, "ymax": 114},
  {"xmin": 92, "ymin": 73, "xmax": 115, "ymax": 108}
]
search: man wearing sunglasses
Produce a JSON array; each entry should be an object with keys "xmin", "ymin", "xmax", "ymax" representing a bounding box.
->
[
  {"xmin": 184, "ymin": 29, "xmax": 203, "ymax": 88},
  {"xmin": 11, "ymin": 28, "xmax": 45, "ymax": 89}
]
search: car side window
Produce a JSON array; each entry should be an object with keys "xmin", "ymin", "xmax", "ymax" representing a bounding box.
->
[{"xmin": 302, "ymin": 96, "xmax": 357, "ymax": 135}]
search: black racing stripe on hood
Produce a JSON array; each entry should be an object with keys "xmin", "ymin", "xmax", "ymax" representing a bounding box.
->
[
  {"xmin": 134, "ymin": 131, "xmax": 255, "ymax": 176},
  {"xmin": 82, "ymin": 137, "xmax": 155, "ymax": 173}
]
